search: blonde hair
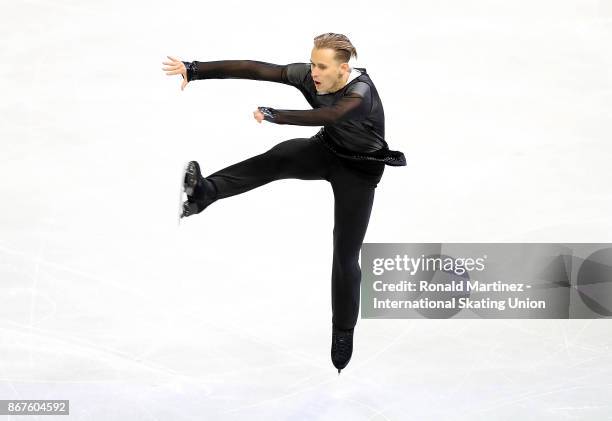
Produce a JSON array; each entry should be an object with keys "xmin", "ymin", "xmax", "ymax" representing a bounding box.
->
[{"xmin": 313, "ymin": 33, "xmax": 358, "ymax": 64}]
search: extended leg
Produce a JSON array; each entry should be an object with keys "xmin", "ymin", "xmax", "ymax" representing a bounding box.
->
[{"xmin": 192, "ymin": 138, "xmax": 333, "ymax": 211}]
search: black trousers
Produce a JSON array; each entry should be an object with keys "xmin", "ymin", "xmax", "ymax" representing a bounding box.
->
[{"xmin": 196, "ymin": 137, "xmax": 385, "ymax": 330}]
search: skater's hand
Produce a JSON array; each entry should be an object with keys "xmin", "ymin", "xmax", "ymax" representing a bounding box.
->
[
  {"xmin": 253, "ymin": 108, "xmax": 264, "ymax": 123},
  {"xmin": 162, "ymin": 56, "xmax": 188, "ymax": 91}
]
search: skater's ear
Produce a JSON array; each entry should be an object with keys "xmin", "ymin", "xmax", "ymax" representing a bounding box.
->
[{"xmin": 338, "ymin": 62, "xmax": 350, "ymax": 74}]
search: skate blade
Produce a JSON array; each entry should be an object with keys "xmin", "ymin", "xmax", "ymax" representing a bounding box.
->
[{"xmin": 178, "ymin": 162, "xmax": 189, "ymax": 226}]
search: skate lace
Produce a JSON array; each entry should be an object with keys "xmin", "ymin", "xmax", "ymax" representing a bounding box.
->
[{"xmin": 334, "ymin": 330, "xmax": 352, "ymax": 358}]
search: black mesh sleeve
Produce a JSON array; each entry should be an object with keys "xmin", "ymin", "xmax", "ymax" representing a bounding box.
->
[
  {"xmin": 181, "ymin": 60, "xmax": 310, "ymax": 88},
  {"xmin": 259, "ymin": 81, "xmax": 373, "ymax": 126}
]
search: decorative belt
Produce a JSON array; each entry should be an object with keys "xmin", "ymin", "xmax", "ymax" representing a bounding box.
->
[{"xmin": 313, "ymin": 130, "xmax": 406, "ymax": 167}]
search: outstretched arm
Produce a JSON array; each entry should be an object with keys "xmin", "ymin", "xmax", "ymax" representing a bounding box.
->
[
  {"xmin": 182, "ymin": 60, "xmax": 285, "ymax": 82},
  {"xmin": 258, "ymin": 82, "xmax": 373, "ymax": 126},
  {"xmin": 163, "ymin": 56, "xmax": 309, "ymax": 90},
  {"xmin": 182, "ymin": 60, "xmax": 310, "ymax": 88}
]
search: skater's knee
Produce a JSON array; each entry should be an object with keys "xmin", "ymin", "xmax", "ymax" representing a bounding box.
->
[
  {"xmin": 268, "ymin": 139, "xmax": 297, "ymax": 156},
  {"xmin": 333, "ymin": 234, "xmax": 361, "ymax": 257},
  {"xmin": 333, "ymin": 245, "xmax": 360, "ymax": 269},
  {"xmin": 266, "ymin": 140, "xmax": 299, "ymax": 172}
]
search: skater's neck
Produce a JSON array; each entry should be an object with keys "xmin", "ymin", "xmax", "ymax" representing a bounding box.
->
[{"xmin": 319, "ymin": 68, "xmax": 361, "ymax": 95}]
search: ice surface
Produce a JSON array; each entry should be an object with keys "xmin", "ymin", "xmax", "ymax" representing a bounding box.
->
[{"xmin": 1, "ymin": 0, "xmax": 612, "ymax": 419}]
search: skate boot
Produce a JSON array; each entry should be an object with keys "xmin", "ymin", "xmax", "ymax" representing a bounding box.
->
[
  {"xmin": 179, "ymin": 161, "xmax": 207, "ymax": 220},
  {"xmin": 183, "ymin": 160, "xmax": 203, "ymax": 199},
  {"xmin": 331, "ymin": 325, "xmax": 354, "ymax": 374}
]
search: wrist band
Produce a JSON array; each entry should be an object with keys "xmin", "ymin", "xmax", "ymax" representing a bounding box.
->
[
  {"xmin": 182, "ymin": 61, "xmax": 195, "ymax": 81},
  {"xmin": 258, "ymin": 106, "xmax": 277, "ymax": 122}
]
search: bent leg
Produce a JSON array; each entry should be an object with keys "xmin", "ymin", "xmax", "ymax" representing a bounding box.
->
[{"xmin": 195, "ymin": 138, "xmax": 333, "ymax": 209}]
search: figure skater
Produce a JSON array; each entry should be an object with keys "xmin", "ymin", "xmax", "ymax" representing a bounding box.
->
[{"xmin": 162, "ymin": 33, "xmax": 406, "ymax": 373}]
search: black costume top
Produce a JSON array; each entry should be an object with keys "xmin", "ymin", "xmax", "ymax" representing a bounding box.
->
[{"xmin": 182, "ymin": 60, "xmax": 406, "ymax": 166}]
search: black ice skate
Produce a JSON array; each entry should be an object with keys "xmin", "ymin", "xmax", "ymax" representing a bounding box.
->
[
  {"xmin": 331, "ymin": 325, "xmax": 354, "ymax": 374},
  {"xmin": 178, "ymin": 161, "xmax": 206, "ymax": 222},
  {"xmin": 183, "ymin": 160, "xmax": 203, "ymax": 198}
]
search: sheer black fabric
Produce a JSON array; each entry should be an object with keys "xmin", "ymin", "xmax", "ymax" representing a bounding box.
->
[
  {"xmin": 184, "ymin": 60, "xmax": 286, "ymax": 83},
  {"xmin": 258, "ymin": 83, "xmax": 371, "ymax": 126},
  {"xmin": 181, "ymin": 60, "xmax": 406, "ymax": 166}
]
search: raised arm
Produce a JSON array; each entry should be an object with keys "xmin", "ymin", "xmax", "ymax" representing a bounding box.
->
[
  {"xmin": 182, "ymin": 60, "xmax": 309, "ymax": 88},
  {"xmin": 258, "ymin": 81, "xmax": 373, "ymax": 126}
]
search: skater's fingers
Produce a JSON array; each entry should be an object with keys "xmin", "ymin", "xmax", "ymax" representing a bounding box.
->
[
  {"xmin": 167, "ymin": 55, "xmax": 179, "ymax": 62},
  {"xmin": 162, "ymin": 66, "xmax": 182, "ymax": 73},
  {"xmin": 165, "ymin": 69, "xmax": 183, "ymax": 76}
]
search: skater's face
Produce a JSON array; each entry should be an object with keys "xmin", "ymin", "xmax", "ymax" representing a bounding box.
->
[{"xmin": 310, "ymin": 47, "xmax": 350, "ymax": 94}]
